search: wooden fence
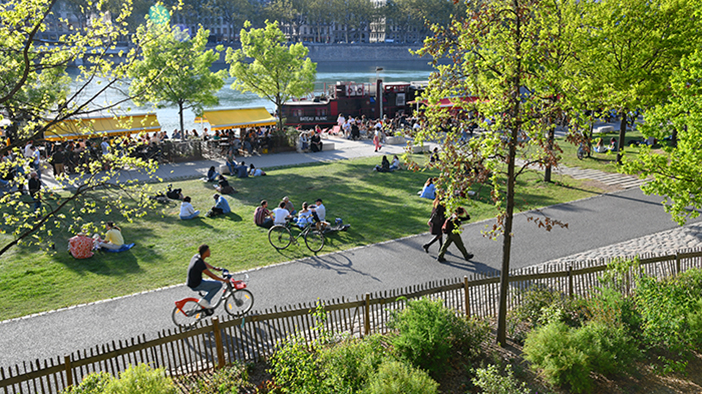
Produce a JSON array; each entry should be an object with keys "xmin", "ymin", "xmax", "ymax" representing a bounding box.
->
[{"xmin": 3, "ymin": 248, "xmax": 702, "ymax": 394}]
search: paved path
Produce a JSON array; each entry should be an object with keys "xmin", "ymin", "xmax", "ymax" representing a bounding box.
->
[{"xmin": 1, "ymin": 127, "xmax": 681, "ymax": 369}]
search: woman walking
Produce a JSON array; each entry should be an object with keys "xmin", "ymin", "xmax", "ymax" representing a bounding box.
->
[
  {"xmin": 373, "ymin": 128, "xmax": 382, "ymax": 152},
  {"xmin": 423, "ymin": 196, "xmax": 446, "ymax": 253}
]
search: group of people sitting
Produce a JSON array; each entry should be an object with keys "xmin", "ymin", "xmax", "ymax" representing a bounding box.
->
[
  {"xmin": 68, "ymin": 221, "xmax": 126, "ymax": 259},
  {"xmin": 373, "ymin": 155, "xmax": 401, "ymax": 172},
  {"xmin": 254, "ymin": 197, "xmax": 328, "ymax": 231},
  {"xmin": 179, "ymin": 193, "xmax": 231, "ymax": 220}
]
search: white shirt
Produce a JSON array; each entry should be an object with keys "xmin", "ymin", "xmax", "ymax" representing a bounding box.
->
[
  {"xmin": 180, "ymin": 202, "xmax": 197, "ymax": 217},
  {"xmin": 272, "ymin": 208, "xmax": 290, "ymax": 225},
  {"xmin": 312, "ymin": 203, "xmax": 326, "ymax": 222}
]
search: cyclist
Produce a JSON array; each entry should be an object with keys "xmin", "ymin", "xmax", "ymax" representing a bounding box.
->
[{"xmin": 186, "ymin": 244, "xmax": 227, "ymax": 315}]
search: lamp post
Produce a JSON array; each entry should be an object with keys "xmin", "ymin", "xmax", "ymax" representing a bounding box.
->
[{"xmin": 376, "ymin": 67, "xmax": 384, "ymax": 119}]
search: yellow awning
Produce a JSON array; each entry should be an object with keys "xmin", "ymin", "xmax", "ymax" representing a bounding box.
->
[
  {"xmin": 195, "ymin": 107, "xmax": 276, "ymax": 131},
  {"xmin": 44, "ymin": 113, "xmax": 161, "ymax": 141}
]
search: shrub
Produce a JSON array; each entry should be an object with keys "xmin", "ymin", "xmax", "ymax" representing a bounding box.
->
[
  {"xmin": 387, "ymin": 297, "xmax": 482, "ymax": 376},
  {"xmin": 318, "ymin": 334, "xmax": 388, "ymax": 393},
  {"xmin": 104, "ymin": 364, "xmax": 176, "ymax": 394},
  {"xmin": 268, "ymin": 335, "xmax": 324, "ymax": 394},
  {"xmin": 575, "ymin": 321, "xmax": 640, "ymax": 376},
  {"xmin": 523, "ymin": 321, "xmax": 591, "ymax": 393},
  {"xmin": 363, "ymin": 360, "xmax": 439, "ymax": 394},
  {"xmin": 189, "ymin": 363, "xmax": 252, "ymax": 393},
  {"xmin": 61, "ymin": 372, "xmax": 112, "ymax": 394},
  {"xmin": 587, "ymin": 286, "xmax": 641, "ymax": 334},
  {"xmin": 472, "ymin": 364, "xmax": 531, "ymax": 394}
]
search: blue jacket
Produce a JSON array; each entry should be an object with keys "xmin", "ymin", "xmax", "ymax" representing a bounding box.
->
[{"xmin": 214, "ymin": 196, "xmax": 231, "ymax": 213}]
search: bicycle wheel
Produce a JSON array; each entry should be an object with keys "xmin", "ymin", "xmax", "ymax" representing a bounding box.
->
[
  {"xmin": 225, "ymin": 289, "xmax": 254, "ymax": 317},
  {"xmin": 304, "ymin": 229, "xmax": 325, "ymax": 253},
  {"xmin": 171, "ymin": 300, "xmax": 204, "ymax": 328},
  {"xmin": 268, "ymin": 225, "xmax": 292, "ymax": 250}
]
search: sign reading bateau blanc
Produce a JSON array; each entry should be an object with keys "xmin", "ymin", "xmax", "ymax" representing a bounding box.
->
[
  {"xmin": 299, "ymin": 116, "xmax": 329, "ymax": 122},
  {"xmin": 43, "ymin": 113, "xmax": 161, "ymax": 141},
  {"xmin": 195, "ymin": 107, "xmax": 276, "ymax": 130}
]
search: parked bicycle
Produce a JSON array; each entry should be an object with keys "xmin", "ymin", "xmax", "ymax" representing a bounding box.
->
[
  {"xmin": 172, "ymin": 270, "xmax": 253, "ymax": 328},
  {"xmin": 268, "ymin": 219, "xmax": 325, "ymax": 252}
]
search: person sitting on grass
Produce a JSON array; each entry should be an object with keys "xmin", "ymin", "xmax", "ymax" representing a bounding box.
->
[
  {"xmin": 254, "ymin": 200, "xmax": 273, "ymax": 228},
  {"xmin": 389, "ymin": 155, "xmax": 401, "ymax": 171},
  {"xmin": 594, "ymin": 139, "xmax": 608, "ymax": 153},
  {"xmin": 206, "ymin": 193, "xmax": 230, "ymax": 217},
  {"xmin": 205, "ymin": 166, "xmax": 219, "ymax": 182},
  {"xmin": 296, "ymin": 201, "xmax": 314, "ymax": 228},
  {"xmin": 69, "ymin": 232, "xmax": 94, "ymax": 259},
  {"xmin": 215, "ymin": 175, "xmax": 236, "ymax": 194},
  {"xmin": 272, "ymin": 201, "xmax": 292, "ymax": 226},
  {"xmin": 282, "ymin": 196, "xmax": 297, "ymax": 216},
  {"xmin": 179, "ymin": 196, "xmax": 200, "ymax": 220},
  {"xmin": 93, "ymin": 221, "xmax": 124, "ymax": 251},
  {"xmin": 236, "ymin": 161, "xmax": 248, "ymax": 178},
  {"xmin": 419, "ymin": 177, "xmax": 436, "ymax": 200},
  {"xmin": 373, "ymin": 155, "xmax": 391, "ymax": 172}
]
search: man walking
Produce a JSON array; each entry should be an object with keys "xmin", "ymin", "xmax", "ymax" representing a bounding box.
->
[{"xmin": 437, "ymin": 207, "xmax": 473, "ymax": 263}]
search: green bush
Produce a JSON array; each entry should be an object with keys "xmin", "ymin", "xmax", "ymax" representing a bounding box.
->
[
  {"xmin": 387, "ymin": 297, "xmax": 483, "ymax": 376},
  {"xmin": 363, "ymin": 360, "xmax": 439, "ymax": 394},
  {"xmin": 269, "ymin": 335, "xmax": 324, "ymax": 394},
  {"xmin": 508, "ymin": 286, "xmax": 588, "ymax": 343},
  {"xmin": 523, "ymin": 321, "xmax": 591, "ymax": 393},
  {"xmin": 62, "ymin": 365, "xmax": 175, "ymax": 394},
  {"xmin": 188, "ymin": 363, "xmax": 252, "ymax": 393},
  {"xmin": 318, "ymin": 335, "xmax": 388, "ymax": 393},
  {"xmin": 472, "ymin": 364, "xmax": 531, "ymax": 394},
  {"xmin": 524, "ymin": 318, "xmax": 639, "ymax": 393},
  {"xmin": 587, "ymin": 286, "xmax": 641, "ymax": 334},
  {"xmin": 61, "ymin": 372, "xmax": 112, "ymax": 394},
  {"xmin": 104, "ymin": 364, "xmax": 176, "ymax": 394}
]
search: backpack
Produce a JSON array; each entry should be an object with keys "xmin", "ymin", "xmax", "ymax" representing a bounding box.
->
[{"xmin": 441, "ymin": 218, "xmax": 452, "ymax": 234}]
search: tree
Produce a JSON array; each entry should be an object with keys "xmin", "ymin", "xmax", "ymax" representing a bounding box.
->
[
  {"xmin": 622, "ymin": 50, "xmax": 702, "ymax": 226},
  {"xmin": 413, "ymin": 0, "xmax": 577, "ymax": 345},
  {"xmin": 576, "ymin": 0, "xmax": 700, "ymax": 163},
  {"xmin": 0, "ymin": 0, "xmax": 170, "ymax": 257},
  {"xmin": 129, "ymin": 21, "xmax": 226, "ymax": 134},
  {"xmin": 225, "ymin": 20, "xmax": 316, "ymax": 130}
]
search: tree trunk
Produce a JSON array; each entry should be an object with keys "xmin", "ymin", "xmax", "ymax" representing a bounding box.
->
[
  {"xmin": 616, "ymin": 111, "xmax": 627, "ymax": 164},
  {"xmin": 497, "ymin": 0, "xmax": 521, "ymax": 346},
  {"xmin": 544, "ymin": 121, "xmax": 555, "ymax": 182},
  {"xmin": 179, "ymin": 101, "xmax": 185, "ymax": 134}
]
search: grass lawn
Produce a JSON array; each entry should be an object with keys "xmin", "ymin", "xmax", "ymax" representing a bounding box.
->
[
  {"xmin": 556, "ymin": 128, "xmax": 671, "ymax": 173},
  {"xmin": 0, "ymin": 155, "xmax": 605, "ymax": 320}
]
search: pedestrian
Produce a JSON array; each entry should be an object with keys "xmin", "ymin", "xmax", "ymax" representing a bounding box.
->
[
  {"xmin": 423, "ymin": 196, "xmax": 445, "ymax": 253},
  {"xmin": 373, "ymin": 127, "xmax": 382, "ymax": 152},
  {"xmin": 27, "ymin": 171, "xmax": 41, "ymax": 217},
  {"xmin": 437, "ymin": 207, "xmax": 473, "ymax": 263}
]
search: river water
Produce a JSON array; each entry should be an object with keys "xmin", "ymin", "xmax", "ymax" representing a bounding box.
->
[{"xmin": 71, "ymin": 61, "xmax": 434, "ymax": 135}]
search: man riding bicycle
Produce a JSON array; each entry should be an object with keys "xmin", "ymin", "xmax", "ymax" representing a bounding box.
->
[{"xmin": 186, "ymin": 244, "xmax": 227, "ymax": 315}]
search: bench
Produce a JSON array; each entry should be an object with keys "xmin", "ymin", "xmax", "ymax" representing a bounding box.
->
[
  {"xmin": 594, "ymin": 126, "xmax": 614, "ymax": 134},
  {"xmin": 219, "ymin": 165, "xmax": 230, "ymax": 175},
  {"xmin": 322, "ymin": 142, "xmax": 335, "ymax": 151},
  {"xmin": 385, "ymin": 136, "xmax": 405, "ymax": 145},
  {"xmin": 412, "ymin": 145, "xmax": 430, "ymax": 154}
]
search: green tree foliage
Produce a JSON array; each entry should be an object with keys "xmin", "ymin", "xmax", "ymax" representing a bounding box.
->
[
  {"xmin": 622, "ymin": 50, "xmax": 702, "ymax": 225},
  {"xmin": 129, "ymin": 19, "xmax": 226, "ymax": 134},
  {"xmin": 225, "ymin": 20, "xmax": 316, "ymax": 130},
  {"xmin": 413, "ymin": 0, "xmax": 579, "ymax": 346},
  {"xmin": 576, "ymin": 0, "xmax": 701, "ymax": 162},
  {"xmin": 0, "ymin": 0, "xmax": 166, "ymax": 257}
]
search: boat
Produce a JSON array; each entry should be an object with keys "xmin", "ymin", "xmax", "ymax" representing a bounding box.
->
[{"xmin": 281, "ymin": 80, "xmax": 427, "ymax": 129}]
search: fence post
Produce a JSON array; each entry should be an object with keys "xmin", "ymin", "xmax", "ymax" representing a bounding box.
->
[
  {"xmin": 64, "ymin": 355, "xmax": 73, "ymax": 388},
  {"xmin": 212, "ymin": 318, "xmax": 225, "ymax": 369},
  {"xmin": 463, "ymin": 276, "xmax": 471, "ymax": 318},
  {"xmin": 364, "ymin": 293, "xmax": 371, "ymax": 337},
  {"xmin": 676, "ymin": 252, "xmax": 681, "ymax": 276},
  {"xmin": 568, "ymin": 266, "xmax": 574, "ymax": 299}
]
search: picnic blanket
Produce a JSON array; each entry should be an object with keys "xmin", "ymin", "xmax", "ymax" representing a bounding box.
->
[{"xmin": 102, "ymin": 243, "xmax": 136, "ymax": 253}]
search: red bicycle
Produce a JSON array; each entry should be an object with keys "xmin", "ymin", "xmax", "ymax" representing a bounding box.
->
[{"xmin": 172, "ymin": 270, "xmax": 253, "ymax": 328}]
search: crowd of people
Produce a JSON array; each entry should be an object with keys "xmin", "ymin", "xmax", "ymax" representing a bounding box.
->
[{"xmin": 253, "ymin": 197, "xmax": 329, "ymax": 231}]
